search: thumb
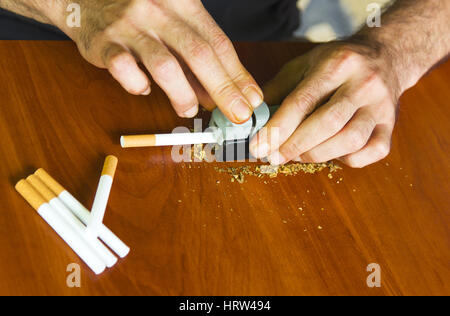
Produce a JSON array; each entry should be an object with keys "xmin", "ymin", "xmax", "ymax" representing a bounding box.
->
[{"xmin": 263, "ymin": 56, "xmax": 308, "ymax": 106}]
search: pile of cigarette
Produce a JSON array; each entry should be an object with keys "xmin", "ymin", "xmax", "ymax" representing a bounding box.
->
[{"xmin": 15, "ymin": 155, "xmax": 129, "ymax": 275}]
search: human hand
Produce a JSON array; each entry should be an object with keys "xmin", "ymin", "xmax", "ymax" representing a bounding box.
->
[
  {"xmin": 250, "ymin": 42, "xmax": 403, "ymax": 168},
  {"xmin": 60, "ymin": 0, "xmax": 263, "ymax": 122}
]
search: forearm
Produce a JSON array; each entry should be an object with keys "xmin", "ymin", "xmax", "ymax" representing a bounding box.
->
[
  {"xmin": 0, "ymin": 0, "xmax": 69, "ymax": 33},
  {"xmin": 356, "ymin": 0, "xmax": 450, "ymax": 92}
]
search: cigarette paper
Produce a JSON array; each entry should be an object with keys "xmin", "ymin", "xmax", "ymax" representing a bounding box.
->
[
  {"xmin": 27, "ymin": 175, "xmax": 118, "ymax": 268},
  {"xmin": 86, "ymin": 155, "xmax": 118, "ymax": 238},
  {"xmin": 15, "ymin": 180, "xmax": 106, "ymax": 275},
  {"xmin": 120, "ymin": 132, "xmax": 218, "ymax": 148},
  {"xmin": 34, "ymin": 168, "xmax": 130, "ymax": 258}
]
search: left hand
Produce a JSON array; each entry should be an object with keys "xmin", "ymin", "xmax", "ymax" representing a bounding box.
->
[{"xmin": 250, "ymin": 41, "xmax": 403, "ymax": 168}]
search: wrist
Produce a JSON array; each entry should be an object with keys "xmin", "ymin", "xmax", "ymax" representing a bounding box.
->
[
  {"xmin": 40, "ymin": 0, "xmax": 79, "ymax": 40},
  {"xmin": 349, "ymin": 30, "xmax": 419, "ymax": 95},
  {"xmin": 356, "ymin": 22, "xmax": 440, "ymax": 94}
]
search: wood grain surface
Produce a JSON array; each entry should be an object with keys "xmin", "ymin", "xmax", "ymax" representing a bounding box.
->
[{"xmin": 0, "ymin": 41, "xmax": 448, "ymax": 296}]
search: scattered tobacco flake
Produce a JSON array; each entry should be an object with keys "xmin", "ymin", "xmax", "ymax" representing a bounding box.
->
[
  {"xmin": 233, "ymin": 173, "xmax": 245, "ymax": 184},
  {"xmin": 214, "ymin": 161, "xmax": 342, "ymax": 183},
  {"xmin": 192, "ymin": 144, "xmax": 206, "ymax": 161},
  {"xmin": 259, "ymin": 165, "xmax": 279, "ymax": 175}
]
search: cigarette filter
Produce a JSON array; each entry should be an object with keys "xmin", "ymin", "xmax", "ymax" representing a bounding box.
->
[
  {"xmin": 86, "ymin": 155, "xmax": 118, "ymax": 238},
  {"xmin": 34, "ymin": 168, "xmax": 130, "ymax": 258},
  {"xmin": 15, "ymin": 180, "xmax": 106, "ymax": 275},
  {"xmin": 120, "ymin": 132, "xmax": 217, "ymax": 148},
  {"xmin": 27, "ymin": 175, "xmax": 118, "ymax": 268}
]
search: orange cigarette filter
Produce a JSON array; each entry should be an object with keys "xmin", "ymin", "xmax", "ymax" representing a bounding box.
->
[
  {"xmin": 26, "ymin": 175, "xmax": 58, "ymax": 201},
  {"xmin": 34, "ymin": 168, "xmax": 65, "ymax": 196},
  {"xmin": 102, "ymin": 155, "xmax": 118, "ymax": 178},
  {"xmin": 120, "ymin": 135, "xmax": 156, "ymax": 148},
  {"xmin": 15, "ymin": 179, "xmax": 47, "ymax": 211}
]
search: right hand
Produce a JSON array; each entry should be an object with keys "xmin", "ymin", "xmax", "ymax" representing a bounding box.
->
[{"xmin": 60, "ymin": 0, "xmax": 263, "ymax": 122}]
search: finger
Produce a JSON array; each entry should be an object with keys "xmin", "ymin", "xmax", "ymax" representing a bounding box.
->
[
  {"xmin": 298, "ymin": 108, "xmax": 377, "ymax": 163},
  {"xmin": 129, "ymin": 35, "xmax": 199, "ymax": 118},
  {"xmin": 250, "ymin": 70, "xmax": 348, "ymax": 160},
  {"xmin": 263, "ymin": 56, "xmax": 308, "ymax": 106},
  {"xmin": 102, "ymin": 43, "xmax": 151, "ymax": 95},
  {"xmin": 174, "ymin": 3, "xmax": 264, "ymax": 108},
  {"xmin": 250, "ymin": 49, "xmax": 366, "ymax": 160},
  {"xmin": 178, "ymin": 59, "xmax": 216, "ymax": 111},
  {"xmin": 339, "ymin": 124, "xmax": 393, "ymax": 168},
  {"xmin": 186, "ymin": 72, "xmax": 216, "ymax": 111},
  {"xmin": 271, "ymin": 86, "xmax": 362, "ymax": 165},
  {"xmin": 155, "ymin": 18, "xmax": 253, "ymax": 124}
]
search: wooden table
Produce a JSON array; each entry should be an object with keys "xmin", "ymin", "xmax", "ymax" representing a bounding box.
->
[{"xmin": 0, "ymin": 41, "xmax": 448, "ymax": 296}]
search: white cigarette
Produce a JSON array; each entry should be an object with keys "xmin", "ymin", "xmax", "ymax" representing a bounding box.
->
[
  {"xmin": 34, "ymin": 169, "xmax": 130, "ymax": 258},
  {"xmin": 120, "ymin": 132, "xmax": 218, "ymax": 148},
  {"xmin": 86, "ymin": 156, "xmax": 118, "ymax": 239},
  {"xmin": 15, "ymin": 180, "xmax": 106, "ymax": 275},
  {"xmin": 26, "ymin": 175, "xmax": 118, "ymax": 268}
]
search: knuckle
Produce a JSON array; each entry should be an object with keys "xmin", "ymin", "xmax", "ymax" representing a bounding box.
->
[
  {"xmin": 210, "ymin": 33, "xmax": 233, "ymax": 56},
  {"xmin": 212, "ymin": 81, "xmax": 237, "ymax": 99},
  {"xmin": 103, "ymin": 21, "xmax": 124, "ymax": 39},
  {"xmin": 323, "ymin": 106, "xmax": 346, "ymax": 131},
  {"xmin": 231, "ymin": 69, "xmax": 251, "ymax": 84},
  {"xmin": 376, "ymin": 101, "xmax": 397, "ymax": 125},
  {"xmin": 338, "ymin": 46, "xmax": 362, "ymax": 63},
  {"xmin": 280, "ymin": 141, "xmax": 303, "ymax": 159},
  {"xmin": 188, "ymin": 40, "xmax": 214, "ymax": 61},
  {"xmin": 152, "ymin": 57, "xmax": 178, "ymax": 78},
  {"xmin": 346, "ymin": 128, "xmax": 367, "ymax": 151},
  {"xmin": 317, "ymin": 70, "xmax": 336, "ymax": 84},
  {"xmin": 103, "ymin": 27, "xmax": 116, "ymax": 41},
  {"xmin": 328, "ymin": 46, "xmax": 362, "ymax": 74},
  {"xmin": 108, "ymin": 52, "xmax": 131, "ymax": 73},
  {"xmin": 358, "ymin": 71, "xmax": 385, "ymax": 94},
  {"xmin": 291, "ymin": 90, "xmax": 317, "ymax": 114},
  {"xmin": 338, "ymin": 93, "xmax": 354, "ymax": 108},
  {"xmin": 372, "ymin": 140, "xmax": 390, "ymax": 159}
]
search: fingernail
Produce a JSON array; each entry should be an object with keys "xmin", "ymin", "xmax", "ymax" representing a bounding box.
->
[
  {"xmin": 183, "ymin": 106, "xmax": 198, "ymax": 118},
  {"xmin": 141, "ymin": 87, "xmax": 151, "ymax": 96},
  {"xmin": 231, "ymin": 98, "xmax": 253, "ymax": 122},
  {"xmin": 243, "ymin": 86, "xmax": 264, "ymax": 109},
  {"xmin": 268, "ymin": 151, "xmax": 286, "ymax": 166}
]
